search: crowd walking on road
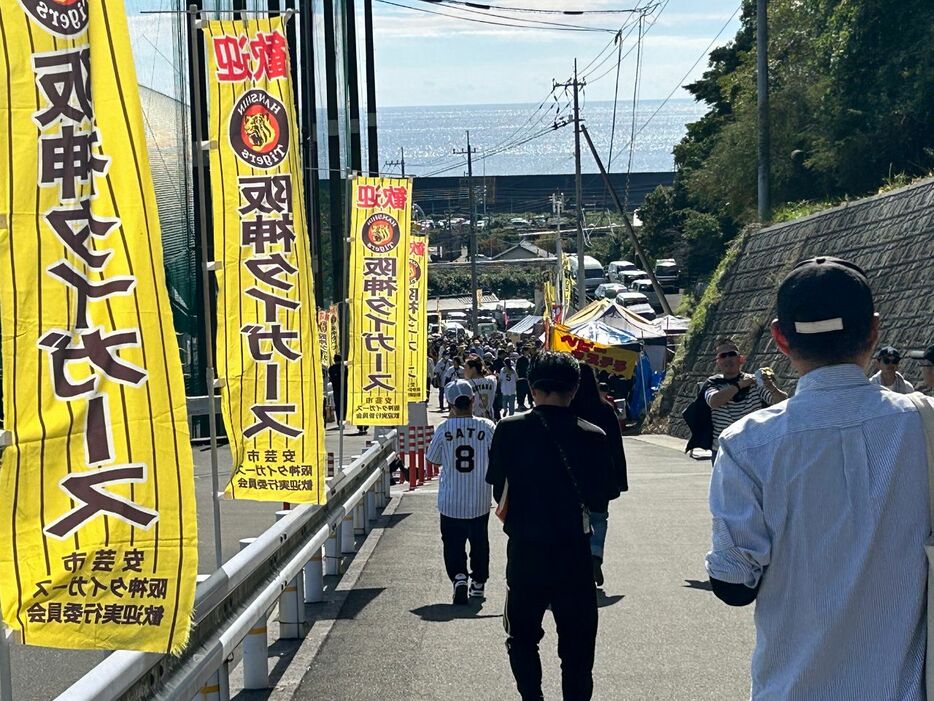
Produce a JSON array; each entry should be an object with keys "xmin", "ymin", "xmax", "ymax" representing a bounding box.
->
[{"xmin": 414, "ymin": 253, "xmax": 934, "ymax": 701}]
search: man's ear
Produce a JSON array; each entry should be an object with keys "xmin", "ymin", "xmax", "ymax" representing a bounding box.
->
[{"xmin": 771, "ymin": 320, "xmax": 792, "ymax": 358}]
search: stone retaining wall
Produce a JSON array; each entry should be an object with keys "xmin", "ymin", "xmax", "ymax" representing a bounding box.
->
[{"xmin": 652, "ymin": 177, "xmax": 934, "ymax": 438}]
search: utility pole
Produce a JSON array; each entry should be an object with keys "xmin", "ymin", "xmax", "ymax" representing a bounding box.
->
[
  {"xmin": 555, "ymin": 62, "xmax": 586, "ymax": 310},
  {"xmin": 454, "ymin": 132, "xmax": 479, "ymax": 336},
  {"xmin": 363, "ymin": 0, "xmax": 379, "ymax": 176},
  {"xmin": 551, "ymin": 192, "xmax": 564, "ymax": 313},
  {"xmin": 385, "ymin": 147, "xmax": 405, "ymax": 176},
  {"xmin": 757, "ymin": 0, "xmax": 770, "ymax": 221}
]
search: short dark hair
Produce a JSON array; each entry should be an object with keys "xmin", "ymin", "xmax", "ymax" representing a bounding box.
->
[
  {"xmin": 465, "ymin": 356, "xmax": 484, "ymax": 374},
  {"xmin": 453, "ymin": 395, "xmax": 472, "ymax": 411},
  {"xmin": 715, "ymin": 338, "xmax": 738, "ymax": 351},
  {"xmin": 529, "ymin": 351, "xmax": 580, "ymax": 394}
]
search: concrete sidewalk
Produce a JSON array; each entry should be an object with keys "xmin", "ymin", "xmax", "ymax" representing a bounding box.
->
[{"xmin": 290, "ymin": 434, "xmax": 755, "ymax": 700}]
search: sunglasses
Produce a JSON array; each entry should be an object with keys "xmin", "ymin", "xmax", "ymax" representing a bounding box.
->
[
  {"xmin": 716, "ymin": 350, "xmax": 739, "ymax": 359},
  {"xmin": 880, "ymin": 357, "xmax": 900, "ymax": 365}
]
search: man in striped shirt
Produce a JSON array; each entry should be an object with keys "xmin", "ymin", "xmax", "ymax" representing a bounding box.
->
[
  {"xmin": 426, "ymin": 380, "xmax": 496, "ymax": 604},
  {"xmin": 706, "ymin": 257, "xmax": 932, "ymax": 699},
  {"xmin": 705, "ymin": 338, "xmax": 787, "ymax": 462}
]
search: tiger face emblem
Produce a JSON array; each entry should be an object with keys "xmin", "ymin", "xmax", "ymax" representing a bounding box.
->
[
  {"xmin": 19, "ymin": 0, "xmax": 88, "ymax": 37},
  {"xmin": 361, "ymin": 213, "xmax": 401, "ymax": 254},
  {"xmin": 229, "ymin": 89, "xmax": 289, "ymax": 169}
]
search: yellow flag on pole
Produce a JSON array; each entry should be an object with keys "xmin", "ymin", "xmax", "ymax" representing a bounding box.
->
[
  {"xmin": 347, "ymin": 176, "xmax": 411, "ymax": 425},
  {"xmin": 203, "ymin": 18, "xmax": 326, "ymax": 504},
  {"xmin": 406, "ymin": 234, "xmax": 428, "ymax": 402},
  {"xmin": 0, "ymin": 0, "xmax": 197, "ymax": 652}
]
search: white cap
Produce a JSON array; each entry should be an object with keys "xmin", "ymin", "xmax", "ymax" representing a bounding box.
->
[{"xmin": 445, "ymin": 379, "xmax": 474, "ymax": 404}]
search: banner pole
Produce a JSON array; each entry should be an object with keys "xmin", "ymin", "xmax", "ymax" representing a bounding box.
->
[
  {"xmin": 338, "ymin": 177, "xmax": 354, "ymax": 473},
  {"xmin": 188, "ymin": 4, "xmax": 224, "ymax": 569}
]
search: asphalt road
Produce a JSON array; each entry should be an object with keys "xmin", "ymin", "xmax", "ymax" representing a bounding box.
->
[
  {"xmin": 9, "ymin": 423, "xmax": 378, "ymax": 701},
  {"xmin": 291, "ymin": 426, "xmax": 755, "ymax": 701}
]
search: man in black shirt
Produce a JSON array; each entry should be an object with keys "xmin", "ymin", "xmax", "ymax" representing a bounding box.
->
[
  {"xmin": 515, "ymin": 348, "xmax": 533, "ymax": 410},
  {"xmin": 488, "ymin": 352, "xmax": 616, "ymax": 701}
]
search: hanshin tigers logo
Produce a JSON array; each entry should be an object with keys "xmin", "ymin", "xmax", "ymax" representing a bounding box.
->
[
  {"xmin": 229, "ymin": 89, "xmax": 290, "ymax": 169},
  {"xmin": 361, "ymin": 213, "xmax": 401, "ymax": 254},
  {"xmin": 409, "ymin": 259, "xmax": 422, "ymax": 283},
  {"xmin": 19, "ymin": 0, "xmax": 89, "ymax": 37}
]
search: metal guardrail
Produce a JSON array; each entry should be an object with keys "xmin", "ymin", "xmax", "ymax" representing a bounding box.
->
[{"xmin": 53, "ymin": 431, "xmax": 398, "ymax": 701}]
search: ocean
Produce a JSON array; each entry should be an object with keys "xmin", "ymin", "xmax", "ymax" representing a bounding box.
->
[{"xmin": 375, "ymin": 99, "xmax": 705, "ymax": 178}]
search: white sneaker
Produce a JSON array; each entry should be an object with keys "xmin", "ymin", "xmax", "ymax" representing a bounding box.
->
[
  {"xmin": 468, "ymin": 580, "xmax": 485, "ymax": 598},
  {"xmin": 453, "ymin": 575, "xmax": 468, "ymax": 605}
]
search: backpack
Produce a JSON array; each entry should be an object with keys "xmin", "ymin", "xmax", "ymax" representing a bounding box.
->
[{"xmin": 682, "ymin": 377, "xmax": 729, "ymax": 453}]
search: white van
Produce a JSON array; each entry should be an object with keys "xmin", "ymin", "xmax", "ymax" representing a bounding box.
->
[{"xmin": 567, "ymin": 255, "xmax": 606, "ymax": 293}]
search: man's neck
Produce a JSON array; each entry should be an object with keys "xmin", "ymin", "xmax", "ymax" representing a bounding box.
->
[
  {"xmin": 881, "ymin": 370, "xmax": 897, "ymax": 385},
  {"xmin": 722, "ymin": 370, "xmax": 741, "ymax": 380},
  {"xmin": 451, "ymin": 411, "xmax": 473, "ymax": 418}
]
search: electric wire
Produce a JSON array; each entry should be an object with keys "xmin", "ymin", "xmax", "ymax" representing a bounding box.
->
[
  {"xmin": 423, "ymin": 0, "xmax": 656, "ymax": 15},
  {"xmin": 375, "ymin": 0, "xmax": 617, "ymax": 32},
  {"xmin": 623, "ymin": 12, "xmax": 645, "ymax": 209},
  {"xmin": 407, "ymin": 0, "xmax": 622, "ymax": 32},
  {"xmin": 610, "ymin": 4, "xmax": 741, "ymax": 166}
]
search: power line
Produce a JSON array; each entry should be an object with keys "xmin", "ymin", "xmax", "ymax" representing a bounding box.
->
[
  {"xmin": 421, "ymin": 0, "xmax": 656, "ymax": 15},
  {"xmin": 408, "ymin": 0, "xmax": 622, "ymax": 31},
  {"xmin": 610, "ymin": 3, "xmax": 741, "ymax": 166},
  {"xmin": 375, "ymin": 0, "xmax": 617, "ymax": 32},
  {"xmin": 623, "ymin": 12, "xmax": 645, "ymax": 209}
]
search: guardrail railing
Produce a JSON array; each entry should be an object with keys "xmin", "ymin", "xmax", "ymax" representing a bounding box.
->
[{"xmin": 52, "ymin": 430, "xmax": 398, "ymax": 701}]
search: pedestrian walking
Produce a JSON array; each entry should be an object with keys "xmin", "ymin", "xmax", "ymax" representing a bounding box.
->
[
  {"xmin": 488, "ymin": 352, "xmax": 616, "ymax": 701},
  {"xmin": 465, "ymin": 355, "xmax": 497, "ymax": 421},
  {"xmin": 869, "ymin": 345, "xmax": 915, "ymax": 393},
  {"xmin": 515, "ymin": 347, "xmax": 533, "ymax": 410},
  {"xmin": 499, "ymin": 358, "xmax": 518, "ymax": 416},
  {"xmin": 705, "ymin": 338, "xmax": 787, "ymax": 463},
  {"xmin": 706, "ymin": 256, "xmax": 932, "ymax": 699},
  {"xmin": 426, "ymin": 380, "xmax": 496, "ymax": 604},
  {"xmin": 439, "ymin": 357, "xmax": 463, "ymax": 412},
  {"xmin": 328, "ymin": 354, "xmax": 347, "ymax": 425},
  {"xmin": 569, "ymin": 364, "xmax": 627, "ymax": 586}
]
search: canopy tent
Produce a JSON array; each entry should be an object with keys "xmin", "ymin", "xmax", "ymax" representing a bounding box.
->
[
  {"xmin": 506, "ymin": 314, "xmax": 543, "ymax": 339},
  {"xmin": 565, "ymin": 299, "xmax": 669, "ymax": 371}
]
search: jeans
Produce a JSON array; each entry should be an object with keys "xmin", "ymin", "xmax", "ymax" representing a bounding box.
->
[
  {"xmin": 440, "ymin": 513, "xmax": 490, "ymax": 583},
  {"xmin": 589, "ymin": 511, "xmax": 608, "ymax": 560},
  {"xmin": 503, "ymin": 394, "xmax": 517, "ymax": 416},
  {"xmin": 504, "ymin": 538, "xmax": 597, "ymax": 701}
]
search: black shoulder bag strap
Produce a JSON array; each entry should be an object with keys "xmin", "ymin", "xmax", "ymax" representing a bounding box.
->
[{"xmin": 533, "ymin": 411, "xmax": 591, "ymax": 534}]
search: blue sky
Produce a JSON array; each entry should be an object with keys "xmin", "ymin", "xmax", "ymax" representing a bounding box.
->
[{"xmin": 368, "ymin": 0, "xmax": 743, "ymax": 106}]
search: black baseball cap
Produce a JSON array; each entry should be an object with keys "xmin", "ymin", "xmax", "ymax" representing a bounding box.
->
[
  {"xmin": 874, "ymin": 345, "xmax": 901, "ymax": 361},
  {"xmin": 908, "ymin": 345, "xmax": 934, "ymax": 364},
  {"xmin": 776, "ymin": 256, "xmax": 874, "ymax": 337}
]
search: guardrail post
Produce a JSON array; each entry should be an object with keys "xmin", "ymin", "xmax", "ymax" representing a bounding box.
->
[
  {"xmin": 324, "ymin": 525, "xmax": 339, "ymax": 576},
  {"xmin": 353, "ymin": 499, "xmax": 366, "ymax": 535},
  {"xmin": 366, "ymin": 487, "xmax": 378, "ymax": 528},
  {"xmin": 238, "ymin": 538, "xmax": 269, "ymax": 690},
  {"xmin": 427, "ymin": 426, "xmax": 436, "ymax": 479},
  {"xmin": 341, "ymin": 511, "xmax": 356, "ymax": 554},
  {"xmin": 276, "ymin": 511, "xmax": 306, "ymax": 639},
  {"xmin": 304, "ymin": 546, "xmax": 324, "ymax": 603},
  {"xmin": 327, "ymin": 451, "xmax": 335, "ymax": 478},
  {"xmin": 193, "ymin": 576, "xmax": 231, "ymax": 701}
]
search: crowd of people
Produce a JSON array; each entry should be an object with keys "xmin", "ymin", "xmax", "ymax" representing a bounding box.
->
[{"xmin": 422, "ymin": 255, "xmax": 934, "ymax": 701}]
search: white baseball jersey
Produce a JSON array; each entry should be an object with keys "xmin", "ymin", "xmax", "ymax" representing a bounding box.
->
[
  {"xmin": 470, "ymin": 375, "xmax": 498, "ymax": 420},
  {"xmin": 426, "ymin": 416, "xmax": 495, "ymax": 519},
  {"xmin": 499, "ymin": 368, "xmax": 517, "ymax": 395}
]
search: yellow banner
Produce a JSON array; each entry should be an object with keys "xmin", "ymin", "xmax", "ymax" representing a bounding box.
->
[
  {"xmin": 205, "ymin": 18, "xmax": 326, "ymax": 504},
  {"xmin": 406, "ymin": 234, "xmax": 428, "ymax": 402},
  {"xmin": 550, "ymin": 324, "xmax": 640, "ymax": 380},
  {"xmin": 0, "ymin": 1, "xmax": 196, "ymax": 652},
  {"xmin": 347, "ymin": 176, "xmax": 411, "ymax": 425},
  {"xmin": 317, "ymin": 309, "xmax": 331, "ymax": 368},
  {"xmin": 328, "ymin": 304, "xmax": 340, "ymax": 363}
]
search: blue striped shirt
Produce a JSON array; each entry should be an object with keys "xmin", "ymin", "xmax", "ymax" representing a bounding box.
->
[
  {"xmin": 426, "ymin": 416, "xmax": 495, "ymax": 519},
  {"xmin": 707, "ymin": 364, "xmax": 929, "ymax": 700}
]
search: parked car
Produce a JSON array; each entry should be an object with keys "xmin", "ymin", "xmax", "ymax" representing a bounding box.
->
[
  {"xmin": 631, "ymin": 279, "xmax": 664, "ymax": 312},
  {"xmin": 619, "ymin": 269, "xmax": 650, "ymax": 288},
  {"xmin": 614, "ymin": 291, "xmax": 657, "ymax": 321},
  {"xmin": 606, "ymin": 260, "xmax": 638, "ymax": 283},
  {"xmin": 595, "ymin": 282, "xmax": 628, "ymax": 300},
  {"xmin": 443, "ymin": 321, "xmax": 472, "ymax": 338},
  {"xmin": 509, "ymin": 217, "xmax": 531, "ymax": 228},
  {"xmin": 654, "ymin": 258, "xmax": 680, "ymax": 292}
]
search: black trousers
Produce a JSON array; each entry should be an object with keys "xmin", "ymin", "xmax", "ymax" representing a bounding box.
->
[
  {"xmin": 516, "ymin": 379, "xmax": 533, "ymax": 409},
  {"xmin": 438, "ymin": 383, "xmax": 446, "ymax": 411},
  {"xmin": 503, "ymin": 538, "xmax": 597, "ymax": 701},
  {"xmin": 440, "ymin": 513, "xmax": 490, "ymax": 583}
]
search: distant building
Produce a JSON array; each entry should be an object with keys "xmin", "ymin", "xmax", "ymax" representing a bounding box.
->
[{"xmin": 493, "ymin": 240, "xmax": 556, "ymax": 261}]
